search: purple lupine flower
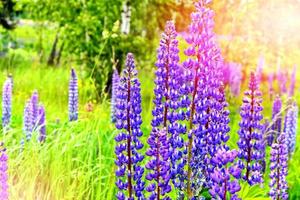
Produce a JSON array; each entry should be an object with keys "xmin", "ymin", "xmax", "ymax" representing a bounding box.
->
[
  {"xmin": 268, "ymin": 72, "xmax": 274, "ymax": 100},
  {"xmin": 0, "ymin": 144, "xmax": 8, "ymax": 200},
  {"xmin": 284, "ymin": 102, "xmax": 298, "ymax": 156},
  {"xmin": 229, "ymin": 63, "xmax": 242, "ymax": 97},
  {"xmin": 69, "ymin": 68, "xmax": 78, "ymax": 121},
  {"xmin": 145, "ymin": 128, "xmax": 171, "ymax": 199},
  {"xmin": 111, "ymin": 69, "xmax": 120, "ymax": 123},
  {"xmin": 151, "ymin": 21, "xmax": 186, "ymax": 193},
  {"xmin": 2, "ymin": 77, "xmax": 12, "ymax": 132},
  {"xmin": 114, "ymin": 53, "xmax": 144, "ymax": 199},
  {"xmin": 30, "ymin": 91, "xmax": 39, "ymax": 129},
  {"xmin": 277, "ymin": 70, "xmax": 287, "ymax": 95},
  {"xmin": 237, "ymin": 72, "xmax": 264, "ymax": 185},
  {"xmin": 256, "ymin": 55, "xmax": 264, "ymax": 83},
  {"xmin": 38, "ymin": 105, "xmax": 46, "ymax": 143},
  {"xmin": 23, "ymin": 100, "xmax": 33, "ymax": 141},
  {"xmin": 209, "ymin": 148, "xmax": 241, "ymax": 200},
  {"xmin": 288, "ymin": 65, "xmax": 296, "ymax": 97},
  {"xmin": 267, "ymin": 96, "xmax": 282, "ymax": 146},
  {"xmin": 182, "ymin": 1, "xmax": 229, "ymax": 197},
  {"xmin": 269, "ymin": 132, "xmax": 288, "ymax": 200}
]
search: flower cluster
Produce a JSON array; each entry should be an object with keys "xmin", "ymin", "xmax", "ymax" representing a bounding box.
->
[
  {"xmin": 223, "ymin": 62, "xmax": 242, "ymax": 97},
  {"xmin": 237, "ymin": 72, "xmax": 264, "ymax": 185},
  {"xmin": 209, "ymin": 148, "xmax": 241, "ymax": 200},
  {"xmin": 38, "ymin": 105, "xmax": 46, "ymax": 143},
  {"xmin": 69, "ymin": 68, "xmax": 78, "ymax": 121},
  {"xmin": 114, "ymin": 53, "xmax": 145, "ymax": 199},
  {"xmin": 23, "ymin": 91, "xmax": 45, "ymax": 142},
  {"xmin": 145, "ymin": 129, "xmax": 171, "ymax": 199},
  {"xmin": 288, "ymin": 65, "xmax": 296, "ymax": 97},
  {"xmin": 182, "ymin": 1, "xmax": 230, "ymax": 197},
  {"xmin": 284, "ymin": 102, "xmax": 298, "ymax": 156},
  {"xmin": 267, "ymin": 96, "xmax": 282, "ymax": 146},
  {"xmin": 269, "ymin": 132, "xmax": 288, "ymax": 200},
  {"xmin": 2, "ymin": 77, "xmax": 12, "ymax": 132},
  {"xmin": 151, "ymin": 21, "xmax": 186, "ymax": 193},
  {"xmin": 111, "ymin": 69, "xmax": 120, "ymax": 123},
  {"xmin": 0, "ymin": 143, "xmax": 8, "ymax": 200}
]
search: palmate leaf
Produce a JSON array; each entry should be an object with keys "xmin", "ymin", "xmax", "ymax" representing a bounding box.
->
[{"xmin": 238, "ymin": 182, "xmax": 268, "ymax": 199}]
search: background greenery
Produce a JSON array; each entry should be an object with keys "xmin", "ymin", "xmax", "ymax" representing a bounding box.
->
[{"xmin": 0, "ymin": 0, "xmax": 299, "ymax": 199}]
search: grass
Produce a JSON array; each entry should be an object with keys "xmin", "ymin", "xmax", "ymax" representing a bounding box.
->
[{"xmin": 0, "ymin": 62, "xmax": 299, "ymax": 200}]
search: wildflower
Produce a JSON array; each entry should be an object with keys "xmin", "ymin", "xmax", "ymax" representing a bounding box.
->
[
  {"xmin": 23, "ymin": 100, "xmax": 33, "ymax": 141},
  {"xmin": 114, "ymin": 53, "xmax": 144, "ymax": 199},
  {"xmin": 38, "ymin": 105, "xmax": 46, "ymax": 143},
  {"xmin": 0, "ymin": 144, "xmax": 8, "ymax": 200},
  {"xmin": 288, "ymin": 65, "xmax": 296, "ymax": 97},
  {"xmin": 284, "ymin": 102, "xmax": 298, "ymax": 156},
  {"xmin": 30, "ymin": 90, "xmax": 39, "ymax": 129},
  {"xmin": 2, "ymin": 77, "xmax": 12, "ymax": 132},
  {"xmin": 151, "ymin": 21, "xmax": 185, "ymax": 192},
  {"xmin": 237, "ymin": 72, "xmax": 264, "ymax": 185},
  {"xmin": 269, "ymin": 132, "xmax": 288, "ymax": 200},
  {"xmin": 69, "ymin": 68, "xmax": 78, "ymax": 121},
  {"xmin": 267, "ymin": 96, "xmax": 282, "ymax": 146},
  {"xmin": 209, "ymin": 148, "xmax": 241, "ymax": 200},
  {"xmin": 145, "ymin": 129, "xmax": 171, "ymax": 199},
  {"xmin": 182, "ymin": 1, "xmax": 229, "ymax": 197}
]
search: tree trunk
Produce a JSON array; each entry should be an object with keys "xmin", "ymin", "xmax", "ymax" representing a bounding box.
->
[
  {"xmin": 47, "ymin": 32, "xmax": 59, "ymax": 66},
  {"xmin": 55, "ymin": 41, "xmax": 64, "ymax": 66}
]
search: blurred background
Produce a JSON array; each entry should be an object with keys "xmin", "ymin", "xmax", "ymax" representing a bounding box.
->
[{"xmin": 0, "ymin": 0, "xmax": 299, "ymax": 101}]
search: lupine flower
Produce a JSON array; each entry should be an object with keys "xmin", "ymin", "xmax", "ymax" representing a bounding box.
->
[
  {"xmin": 268, "ymin": 73, "xmax": 274, "ymax": 100},
  {"xmin": 288, "ymin": 65, "xmax": 296, "ymax": 97},
  {"xmin": 237, "ymin": 72, "xmax": 264, "ymax": 185},
  {"xmin": 69, "ymin": 68, "xmax": 78, "ymax": 121},
  {"xmin": 145, "ymin": 128, "xmax": 171, "ymax": 199},
  {"xmin": 267, "ymin": 96, "xmax": 282, "ymax": 146},
  {"xmin": 284, "ymin": 102, "xmax": 298, "ymax": 156},
  {"xmin": 209, "ymin": 148, "xmax": 241, "ymax": 200},
  {"xmin": 277, "ymin": 70, "xmax": 287, "ymax": 95},
  {"xmin": 114, "ymin": 53, "xmax": 145, "ymax": 199},
  {"xmin": 111, "ymin": 69, "xmax": 120, "ymax": 123},
  {"xmin": 30, "ymin": 91, "xmax": 39, "ymax": 129},
  {"xmin": 256, "ymin": 55, "xmax": 264, "ymax": 83},
  {"xmin": 0, "ymin": 144, "xmax": 8, "ymax": 200},
  {"xmin": 38, "ymin": 105, "xmax": 46, "ymax": 143},
  {"xmin": 269, "ymin": 132, "xmax": 288, "ymax": 200},
  {"xmin": 182, "ymin": 1, "xmax": 229, "ymax": 197},
  {"xmin": 23, "ymin": 100, "xmax": 33, "ymax": 141},
  {"xmin": 151, "ymin": 21, "xmax": 185, "ymax": 193},
  {"xmin": 229, "ymin": 63, "xmax": 242, "ymax": 97},
  {"xmin": 2, "ymin": 77, "xmax": 12, "ymax": 132}
]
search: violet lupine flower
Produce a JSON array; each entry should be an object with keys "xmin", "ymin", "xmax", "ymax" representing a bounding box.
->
[
  {"xmin": 151, "ymin": 21, "xmax": 185, "ymax": 192},
  {"xmin": 288, "ymin": 65, "xmax": 296, "ymax": 97},
  {"xmin": 23, "ymin": 100, "xmax": 33, "ymax": 141},
  {"xmin": 237, "ymin": 72, "xmax": 264, "ymax": 185},
  {"xmin": 229, "ymin": 63, "xmax": 242, "ymax": 97},
  {"xmin": 69, "ymin": 68, "xmax": 78, "ymax": 121},
  {"xmin": 269, "ymin": 132, "xmax": 288, "ymax": 200},
  {"xmin": 114, "ymin": 53, "xmax": 144, "ymax": 199},
  {"xmin": 284, "ymin": 102, "xmax": 298, "ymax": 156},
  {"xmin": 0, "ymin": 144, "xmax": 8, "ymax": 200},
  {"xmin": 268, "ymin": 73, "xmax": 274, "ymax": 100},
  {"xmin": 277, "ymin": 70, "xmax": 287, "ymax": 95},
  {"xmin": 182, "ymin": 1, "xmax": 229, "ymax": 197},
  {"xmin": 145, "ymin": 129, "xmax": 171, "ymax": 199},
  {"xmin": 256, "ymin": 55, "xmax": 265, "ymax": 83},
  {"xmin": 209, "ymin": 148, "xmax": 241, "ymax": 200},
  {"xmin": 111, "ymin": 69, "xmax": 120, "ymax": 123},
  {"xmin": 38, "ymin": 105, "xmax": 46, "ymax": 143},
  {"xmin": 267, "ymin": 96, "xmax": 282, "ymax": 146},
  {"xmin": 2, "ymin": 77, "xmax": 12, "ymax": 132},
  {"xmin": 30, "ymin": 90, "xmax": 39, "ymax": 130}
]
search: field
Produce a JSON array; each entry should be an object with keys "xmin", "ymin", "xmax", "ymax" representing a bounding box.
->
[{"xmin": 0, "ymin": 1, "xmax": 299, "ymax": 200}]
